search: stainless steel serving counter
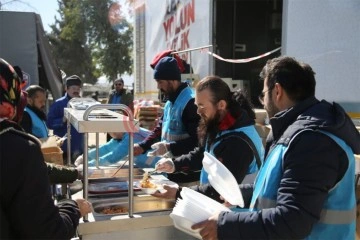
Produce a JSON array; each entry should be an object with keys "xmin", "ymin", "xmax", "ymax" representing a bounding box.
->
[
  {"xmin": 64, "ymin": 107, "xmax": 139, "ymax": 133},
  {"xmin": 64, "ymin": 101, "xmax": 139, "ymax": 219},
  {"xmin": 65, "ymin": 101, "xmax": 196, "ymax": 239},
  {"xmin": 72, "ymin": 188, "xmax": 196, "ymax": 239},
  {"xmin": 77, "ymin": 214, "xmax": 196, "ymax": 240}
]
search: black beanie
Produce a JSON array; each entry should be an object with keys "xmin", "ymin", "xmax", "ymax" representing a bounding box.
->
[
  {"xmin": 153, "ymin": 57, "xmax": 181, "ymax": 81},
  {"xmin": 66, "ymin": 75, "xmax": 82, "ymax": 87}
]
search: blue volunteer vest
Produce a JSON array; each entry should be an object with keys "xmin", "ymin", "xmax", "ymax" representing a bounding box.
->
[
  {"xmin": 250, "ymin": 130, "xmax": 356, "ymax": 240},
  {"xmin": 200, "ymin": 125, "xmax": 264, "ymax": 185},
  {"xmin": 24, "ymin": 107, "xmax": 48, "ymax": 138},
  {"xmin": 161, "ymin": 86, "xmax": 194, "ymax": 146}
]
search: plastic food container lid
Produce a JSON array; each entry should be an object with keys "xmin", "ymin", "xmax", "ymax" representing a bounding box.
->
[{"xmin": 202, "ymin": 152, "xmax": 244, "ymax": 207}]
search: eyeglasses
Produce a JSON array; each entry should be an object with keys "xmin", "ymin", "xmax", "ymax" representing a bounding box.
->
[
  {"xmin": 258, "ymin": 87, "xmax": 273, "ymax": 104},
  {"xmin": 197, "ymin": 105, "xmax": 206, "ymax": 111}
]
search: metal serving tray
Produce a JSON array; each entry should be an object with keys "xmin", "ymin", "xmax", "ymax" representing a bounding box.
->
[{"xmin": 91, "ymin": 196, "xmax": 175, "ymax": 221}]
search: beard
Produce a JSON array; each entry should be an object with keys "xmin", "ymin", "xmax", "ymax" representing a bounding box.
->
[
  {"xmin": 160, "ymin": 83, "xmax": 175, "ymax": 96},
  {"xmin": 265, "ymin": 96, "xmax": 280, "ymax": 118},
  {"xmin": 197, "ymin": 111, "xmax": 222, "ymax": 148}
]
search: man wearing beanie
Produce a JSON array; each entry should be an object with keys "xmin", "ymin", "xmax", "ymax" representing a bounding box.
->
[
  {"xmin": 134, "ymin": 56, "xmax": 201, "ymax": 183},
  {"xmin": 47, "ymin": 75, "xmax": 84, "ymax": 164}
]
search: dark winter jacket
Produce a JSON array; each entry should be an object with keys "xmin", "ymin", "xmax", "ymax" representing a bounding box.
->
[
  {"xmin": 47, "ymin": 163, "xmax": 78, "ymax": 184},
  {"xmin": 0, "ymin": 120, "xmax": 81, "ymax": 239},
  {"xmin": 107, "ymin": 88, "xmax": 134, "ymax": 113},
  {"xmin": 217, "ymin": 97, "xmax": 360, "ymax": 239}
]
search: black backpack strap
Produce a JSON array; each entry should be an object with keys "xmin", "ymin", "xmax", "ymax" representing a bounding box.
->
[{"xmin": 215, "ymin": 131, "xmax": 262, "ymax": 169}]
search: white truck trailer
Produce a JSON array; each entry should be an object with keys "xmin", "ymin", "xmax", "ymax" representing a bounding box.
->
[{"xmin": 133, "ymin": 0, "xmax": 360, "ymax": 120}]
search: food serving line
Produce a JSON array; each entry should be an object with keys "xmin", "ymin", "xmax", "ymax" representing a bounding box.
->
[{"xmin": 64, "ymin": 99, "xmax": 194, "ymax": 239}]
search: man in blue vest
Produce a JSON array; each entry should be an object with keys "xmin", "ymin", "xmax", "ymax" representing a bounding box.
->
[
  {"xmin": 133, "ymin": 56, "xmax": 200, "ymax": 183},
  {"xmin": 20, "ymin": 85, "xmax": 49, "ymax": 138},
  {"xmin": 192, "ymin": 56, "xmax": 360, "ymax": 239},
  {"xmin": 153, "ymin": 76, "xmax": 264, "ymax": 190},
  {"xmin": 47, "ymin": 75, "xmax": 84, "ymax": 164}
]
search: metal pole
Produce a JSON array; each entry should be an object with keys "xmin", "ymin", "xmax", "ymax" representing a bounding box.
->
[
  {"xmin": 171, "ymin": 45, "xmax": 213, "ymax": 55},
  {"xmin": 83, "ymin": 132, "xmax": 89, "ymax": 221},
  {"xmin": 95, "ymin": 133, "xmax": 99, "ymax": 168},
  {"xmin": 66, "ymin": 114, "xmax": 71, "ymax": 165},
  {"xmin": 83, "ymin": 104, "xmax": 136, "ymax": 217}
]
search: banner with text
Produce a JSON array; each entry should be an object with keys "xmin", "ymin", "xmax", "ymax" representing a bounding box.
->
[{"xmin": 145, "ymin": 0, "xmax": 211, "ymax": 92}]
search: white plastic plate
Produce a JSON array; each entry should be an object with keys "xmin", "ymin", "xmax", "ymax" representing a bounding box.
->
[{"xmin": 202, "ymin": 152, "xmax": 244, "ymax": 207}]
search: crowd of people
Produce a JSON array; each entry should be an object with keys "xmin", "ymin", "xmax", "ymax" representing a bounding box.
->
[{"xmin": 1, "ymin": 52, "xmax": 359, "ymax": 240}]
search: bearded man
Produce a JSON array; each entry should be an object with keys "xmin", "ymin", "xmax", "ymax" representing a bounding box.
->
[
  {"xmin": 20, "ymin": 85, "xmax": 48, "ymax": 138},
  {"xmin": 133, "ymin": 56, "xmax": 200, "ymax": 183},
  {"xmin": 154, "ymin": 76, "xmax": 264, "ymax": 192}
]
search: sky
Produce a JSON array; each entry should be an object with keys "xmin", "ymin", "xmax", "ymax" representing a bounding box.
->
[
  {"xmin": 2, "ymin": 0, "xmax": 133, "ymax": 86},
  {"xmin": 2, "ymin": 0, "xmax": 132, "ymax": 33},
  {"xmin": 1, "ymin": 0, "xmax": 59, "ymax": 32}
]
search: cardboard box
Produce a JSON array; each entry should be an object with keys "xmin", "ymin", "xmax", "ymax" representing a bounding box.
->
[
  {"xmin": 255, "ymin": 123, "xmax": 271, "ymax": 138},
  {"xmin": 41, "ymin": 146, "xmax": 63, "ymax": 165},
  {"xmin": 255, "ymin": 109, "xmax": 268, "ymax": 125}
]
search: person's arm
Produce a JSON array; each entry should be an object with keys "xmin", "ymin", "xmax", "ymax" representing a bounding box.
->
[
  {"xmin": 89, "ymin": 138, "xmax": 128, "ymax": 166},
  {"xmin": 217, "ymin": 131, "xmax": 347, "ymax": 239},
  {"xmin": 47, "ymin": 163, "xmax": 79, "ymax": 184},
  {"xmin": 19, "ymin": 112, "xmax": 32, "ymax": 134},
  {"xmin": 168, "ymin": 98, "xmax": 200, "ymax": 156},
  {"xmin": 172, "ymin": 146, "xmax": 205, "ymax": 172},
  {"xmin": 138, "ymin": 117, "xmax": 163, "ymax": 152}
]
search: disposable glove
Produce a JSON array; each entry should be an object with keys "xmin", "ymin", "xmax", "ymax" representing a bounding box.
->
[
  {"xmin": 74, "ymin": 155, "xmax": 84, "ymax": 166},
  {"xmin": 147, "ymin": 141, "xmax": 170, "ymax": 157},
  {"xmin": 155, "ymin": 158, "xmax": 175, "ymax": 173},
  {"xmin": 76, "ymin": 164, "xmax": 94, "ymax": 179}
]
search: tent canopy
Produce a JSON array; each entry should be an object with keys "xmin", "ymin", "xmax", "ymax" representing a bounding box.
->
[{"xmin": 0, "ymin": 11, "xmax": 63, "ymax": 99}]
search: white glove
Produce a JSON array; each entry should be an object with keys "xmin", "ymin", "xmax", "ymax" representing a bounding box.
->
[
  {"xmin": 76, "ymin": 164, "xmax": 94, "ymax": 179},
  {"xmin": 147, "ymin": 141, "xmax": 170, "ymax": 157},
  {"xmin": 155, "ymin": 158, "xmax": 175, "ymax": 173},
  {"xmin": 74, "ymin": 155, "xmax": 84, "ymax": 166}
]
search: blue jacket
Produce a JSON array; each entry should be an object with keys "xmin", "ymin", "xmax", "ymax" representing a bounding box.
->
[
  {"xmin": 47, "ymin": 94, "xmax": 84, "ymax": 157},
  {"xmin": 87, "ymin": 128, "xmax": 159, "ymax": 168},
  {"xmin": 216, "ymin": 97, "xmax": 360, "ymax": 239}
]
